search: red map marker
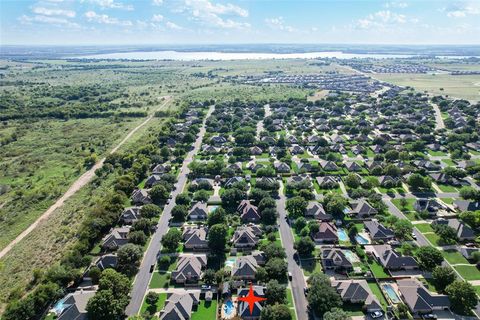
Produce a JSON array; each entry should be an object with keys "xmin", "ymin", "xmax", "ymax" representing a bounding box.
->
[{"xmin": 237, "ymin": 283, "xmax": 267, "ymax": 315}]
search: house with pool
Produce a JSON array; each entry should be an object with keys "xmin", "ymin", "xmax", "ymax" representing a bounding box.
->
[
  {"xmin": 366, "ymin": 245, "xmax": 418, "ymax": 271},
  {"xmin": 397, "ymin": 279, "xmax": 450, "ymax": 315},
  {"xmin": 332, "ymin": 279, "xmax": 382, "ymax": 313},
  {"xmin": 51, "ymin": 289, "xmax": 96, "ymax": 320}
]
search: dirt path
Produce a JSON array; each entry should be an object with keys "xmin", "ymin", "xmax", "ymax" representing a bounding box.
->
[{"xmin": 0, "ymin": 97, "xmax": 171, "ymax": 259}]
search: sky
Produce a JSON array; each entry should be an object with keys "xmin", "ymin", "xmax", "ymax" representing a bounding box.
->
[{"xmin": 1, "ymin": 0, "xmax": 480, "ymax": 45}]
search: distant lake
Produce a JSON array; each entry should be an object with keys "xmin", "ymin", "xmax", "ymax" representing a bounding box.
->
[{"xmin": 76, "ymin": 50, "xmax": 425, "ymax": 60}]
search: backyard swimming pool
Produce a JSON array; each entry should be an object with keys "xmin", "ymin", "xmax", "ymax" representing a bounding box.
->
[
  {"xmin": 225, "ymin": 257, "xmax": 236, "ymax": 268},
  {"xmin": 382, "ymin": 283, "xmax": 401, "ymax": 304},
  {"xmin": 355, "ymin": 234, "xmax": 369, "ymax": 244},
  {"xmin": 344, "ymin": 250, "xmax": 360, "ymax": 263},
  {"xmin": 337, "ymin": 228, "xmax": 348, "ymax": 241},
  {"xmin": 208, "ymin": 205, "xmax": 219, "ymax": 213},
  {"xmin": 224, "ymin": 300, "xmax": 234, "ymax": 315}
]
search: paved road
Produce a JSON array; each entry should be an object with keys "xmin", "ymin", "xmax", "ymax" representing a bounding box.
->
[
  {"xmin": 125, "ymin": 104, "xmax": 214, "ymax": 316},
  {"xmin": 431, "ymin": 102, "xmax": 445, "ymax": 130},
  {"xmin": 277, "ymin": 181, "xmax": 309, "ymax": 320},
  {"xmin": 0, "ymin": 97, "xmax": 172, "ymax": 259}
]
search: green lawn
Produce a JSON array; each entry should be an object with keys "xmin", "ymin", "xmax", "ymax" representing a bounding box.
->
[
  {"xmin": 419, "ymin": 277, "xmax": 438, "ymax": 293},
  {"xmin": 428, "ymin": 150, "xmax": 448, "ymax": 156},
  {"xmin": 286, "ymin": 288, "xmax": 297, "ymax": 320},
  {"xmin": 300, "ymin": 258, "xmax": 322, "ymax": 276},
  {"xmin": 415, "ymin": 223, "xmax": 434, "ymax": 233},
  {"xmin": 474, "ymin": 286, "xmax": 480, "ymax": 296},
  {"xmin": 392, "ymin": 198, "xmax": 415, "ymax": 212},
  {"xmin": 436, "ymin": 183, "xmax": 458, "ymax": 193},
  {"xmin": 140, "ymin": 292, "xmax": 167, "ymax": 314},
  {"xmin": 149, "ymin": 272, "xmax": 171, "ymax": 289},
  {"xmin": 442, "ymin": 250, "xmax": 470, "ymax": 265},
  {"xmin": 368, "ymin": 282, "xmax": 388, "ymax": 310},
  {"xmin": 441, "ymin": 198, "xmax": 456, "ymax": 205},
  {"xmin": 369, "ymin": 261, "xmax": 390, "ymax": 279},
  {"xmin": 454, "ymin": 265, "xmax": 480, "ymax": 281},
  {"xmin": 192, "ymin": 300, "xmax": 218, "ymax": 320},
  {"xmin": 442, "ymin": 159, "xmax": 455, "ymax": 166},
  {"xmin": 424, "ymin": 233, "xmax": 441, "ymax": 246}
]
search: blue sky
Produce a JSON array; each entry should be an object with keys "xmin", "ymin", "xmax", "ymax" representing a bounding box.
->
[{"xmin": 1, "ymin": 0, "xmax": 480, "ymax": 45}]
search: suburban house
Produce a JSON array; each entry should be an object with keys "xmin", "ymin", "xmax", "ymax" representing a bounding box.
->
[
  {"xmin": 152, "ymin": 163, "xmax": 171, "ymax": 174},
  {"xmin": 188, "ymin": 202, "xmax": 208, "ymax": 221},
  {"xmin": 250, "ymin": 146, "xmax": 263, "ymax": 155},
  {"xmin": 459, "ymin": 246, "xmax": 479, "ymax": 260},
  {"xmin": 225, "ymin": 176, "xmax": 244, "ymax": 188},
  {"xmin": 378, "ymin": 175, "xmax": 400, "ymax": 187},
  {"xmin": 319, "ymin": 160, "xmax": 339, "ymax": 171},
  {"xmin": 345, "ymin": 161, "xmax": 363, "ymax": 172},
  {"xmin": 305, "ymin": 202, "xmax": 332, "ymax": 220},
  {"xmin": 364, "ymin": 220, "xmax": 395, "ymax": 242},
  {"xmin": 316, "ymin": 176, "xmax": 339, "ymax": 189},
  {"xmin": 231, "ymin": 225, "xmax": 260, "ymax": 249},
  {"xmin": 54, "ymin": 290, "xmax": 96, "ymax": 320},
  {"xmin": 183, "ymin": 226, "xmax": 208, "ymax": 251},
  {"xmin": 237, "ymin": 286, "xmax": 266, "ymax": 320},
  {"xmin": 348, "ymin": 199, "xmax": 378, "ymax": 218},
  {"xmin": 237, "ymin": 200, "xmax": 261, "ymax": 223},
  {"xmin": 145, "ymin": 174, "xmax": 162, "ymax": 188},
  {"xmin": 120, "ymin": 206, "xmax": 142, "ymax": 224},
  {"xmin": 159, "ymin": 292, "xmax": 200, "ymax": 320},
  {"xmin": 131, "ymin": 189, "xmax": 151, "ymax": 205},
  {"xmin": 397, "ymin": 279, "xmax": 450, "ymax": 314},
  {"xmin": 190, "ymin": 178, "xmax": 214, "ymax": 190},
  {"xmin": 101, "ymin": 226, "xmax": 130, "ymax": 251},
  {"xmin": 312, "ymin": 222, "xmax": 338, "ymax": 244},
  {"xmin": 320, "ymin": 248, "xmax": 353, "ymax": 273},
  {"xmin": 95, "ymin": 254, "xmax": 118, "ymax": 270},
  {"xmin": 433, "ymin": 218, "xmax": 476, "ymax": 241},
  {"xmin": 367, "ymin": 245, "xmax": 418, "ymax": 270},
  {"xmin": 232, "ymin": 255, "xmax": 259, "ymax": 280},
  {"xmin": 274, "ymin": 161, "xmax": 291, "ymax": 173},
  {"xmin": 454, "ymin": 199, "xmax": 480, "ymax": 212},
  {"xmin": 171, "ymin": 254, "xmax": 207, "ymax": 284},
  {"xmin": 413, "ymin": 198, "xmax": 446, "ymax": 214},
  {"xmin": 332, "ymin": 280, "xmax": 382, "ymax": 312}
]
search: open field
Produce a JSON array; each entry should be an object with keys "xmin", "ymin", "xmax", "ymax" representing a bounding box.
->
[{"xmin": 373, "ymin": 73, "xmax": 480, "ymax": 101}]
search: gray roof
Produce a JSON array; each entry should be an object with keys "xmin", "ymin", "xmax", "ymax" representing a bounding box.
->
[
  {"xmin": 332, "ymin": 280, "xmax": 382, "ymax": 311},
  {"xmin": 57, "ymin": 290, "xmax": 96, "ymax": 320},
  {"xmin": 160, "ymin": 292, "xmax": 200, "ymax": 320},
  {"xmin": 397, "ymin": 279, "xmax": 450, "ymax": 313},
  {"xmin": 372, "ymin": 244, "xmax": 418, "ymax": 269},
  {"xmin": 364, "ymin": 220, "xmax": 395, "ymax": 240}
]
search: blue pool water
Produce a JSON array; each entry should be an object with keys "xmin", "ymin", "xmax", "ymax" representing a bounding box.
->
[
  {"xmin": 225, "ymin": 258, "xmax": 236, "ymax": 268},
  {"xmin": 208, "ymin": 205, "xmax": 219, "ymax": 213},
  {"xmin": 224, "ymin": 300, "xmax": 235, "ymax": 315},
  {"xmin": 382, "ymin": 284, "xmax": 401, "ymax": 303},
  {"xmin": 355, "ymin": 234, "xmax": 369, "ymax": 244},
  {"xmin": 337, "ymin": 228, "xmax": 348, "ymax": 241},
  {"xmin": 344, "ymin": 250, "xmax": 360, "ymax": 263}
]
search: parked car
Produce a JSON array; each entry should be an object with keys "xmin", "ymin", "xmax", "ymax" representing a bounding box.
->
[
  {"xmin": 411, "ymin": 232, "xmax": 417, "ymax": 240},
  {"xmin": 201, "ymin": 285, "xmax": 211, "ymax": 290},
  {"xmin": 288, "ymin": 272, "xmax": 292, "ymax": 280},
  {"xmin": 371, "ymin": 311, "xmax": 383, "ymax": 318},
  {"xmin": 149, "ymin": 264, "xmax": 155, "ymax": 273}
]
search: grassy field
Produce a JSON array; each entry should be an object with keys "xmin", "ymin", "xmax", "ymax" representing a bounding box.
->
[
  {"xmin": 442, "ymin": 250, "xmax": 470, "ymax": 265},
  {"xmin": 191, "ymin": 300, "xmax": 218, "ymax": 320},
  {"xmin": 140, "ymin": 292, "xmax": 167, "ymax": 315},
  {"xmin": 454, "ymin": 265, "xmax": 480, "ymax": 281},
  {"xmin": 0, "ymin": 118, "xmax": 144, "ymax": 250},
  {"xmin": 373, "ymin": 73, "xmax": 480, "ymax": 102}
]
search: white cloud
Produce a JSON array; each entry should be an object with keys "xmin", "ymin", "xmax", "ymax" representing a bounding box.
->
[
  {"xmin": 444, "ymin": 2, "xmax": 480, "ymax": 18},
  {"xmin": 152, "ymin": 0, "xmax": 163, "ymax": 6},
  {"xmin": 85, "ymin": 11, "xmax": 132, "ymax": 26},
  {"xmin": 152, "ymin": 14, "xmax": 163, "ymax": 22},
  {"xmin": 32, "ymin": 7, "xmax": 76, "ymax": 18},
  {"xmin": 19, "ymin": 14, "xmax": 79, "ymax": 27},
  {"xmin": 166, "ymin": 21, "xmax": 182, "ymax": 30},
  {"xmin": 356, "ymin": 10, "xmax": 409, "ymax": 29},
  {"xmin": 181, "ymin": 0, "xmax": 250, "ymax": 29},
  {"xmin": 384, "ymin": 2, "xmax": 408, "ymax": 9},
  {"xmin": 265, "ymin": 17, "xmax": 295, "ymax": 32},
  {"xmin": 82, "ymin": 0, "xmax": 134, "ymax": 11}
]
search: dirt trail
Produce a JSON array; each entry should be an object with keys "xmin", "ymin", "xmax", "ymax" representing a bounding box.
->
[{"xmin": 0, "ymin": 97, "xmax": 171, "ymax": 259}]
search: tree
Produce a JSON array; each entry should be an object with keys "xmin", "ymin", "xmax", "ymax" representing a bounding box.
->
[
  {"xmin": 415, "ymin": 246, "xmax": 444, "ymax": 271},
  {"xmin": 306, "ymin": 272, "xmax": 342, "ymax": 316},
  {"xmin": 344, "ymin": 173, "xmax": 361, "ymax": 189},
  {"xmin": 221, "ymin": 188, "xmax": 246, "ymax": 208},
  {"xmin": 193, "ymin": 189, "xmax": 210, "ymax": 202},
  {"xmin": 266, "ymin": 280, "xmax": 286, "ymax": 304},
  {"xmin": 432, "ymin": 266, "xmax": 456, "ymax": 292},
  {"xmin": 393, "ymin": 219, "xmax": 413, "ymax": 240},
  {"xmin": 161, "ymin": 228, "xmax": 182, "ymax": 252},
  {"xmin": 150, "ymin": 184, "xmax": 169, "ymax": 204},
  {"xmin": 323, "ymin": 308, "xmax": 351, "ymax": 320},
  {"xmin": 203, "ymin": 269, "xmax": 216, "ymax": 284},
  {"xmin": 98, "ymin": 269, "xmax": 131, "ymax": 298},
  {"xmin": 260, "ymin": 304, "xmax": 292, "ymax": 320},
  {"xmin": 175, "ymin": 192, "xmax": 191, "ymax": 206},
  {"xmin": 145, "ymin": 292, "xmax": 159, "ymax": 313},
  {"xmin": 140, "ymin": 204, "xmax": 162, "ymax": 219},
  {"xmin": 89, "ymin": 266, "xmax": 102, "ymax": 284},
  {"xmin": 384, "ymin": 150, "xmax": 399, "ymax": 162},
  {"xmin": 208, "ymin": 224, "xmax": 227, "ymax": 252},
  {"xmin": 128, "ymin": 230, "xmax": 147, "ymax": 245},
  {"xmin": 433, "ymin": 224, "xmax": 458, "ymax": 245},
  {"xmin": 255, "ymin": 266, "xmax": 268, "ymax": 283},
  {"xmin": 407, "ymin": 173, "xmax": 431, "ymax": 190},
  {"xmin": 396, "ymin": 303, "xmax": 409, "ymax": 319},
  {"xmin": 294, "ymin": 217, "xmax": 307, "ymax": 233},
  {"xmin": 459, "ymin": 211, "xmax": 480, "ymax": 229},
  {"xmin": 171, "ymin": 204, "xmax": 188, "ymax": 222},
  {"xmin": 295, "ymin": 236, "xmax": 315, "ymax": 257},
  {"xmin": 207, "ymin": 207, "xmax": 226, "ymax": 226},
  {"xmin": 117, "ymin": 244, "xmax": 143, "ymax": 276},
  {"xmin": 87, "ymin": 289, "xmax": 126, "ymax": 320},
  {"xmin": 323, "ymin": 193, "xmax": 347, "ymax": 216},
  {"xmin": 265, "ymin": 258, "xmax": 288, "ymax": 280},
  {"xmin": 261, "ymin": 207, "xmax": 277, "ymax": 225},
  {"xmin": 261, "ymin": 242, "xmax": 286, "ymax": 260},
  {"xmin": 286, "ymin": 196, "xmax": 307, "ymax": 219},
  {"xmin": 459, "ymin": 187, "xmax": 480, "ymax": 202},
  {"xmin": 446, "ymin": 281, "xmax": 478, "ymax": 314}
]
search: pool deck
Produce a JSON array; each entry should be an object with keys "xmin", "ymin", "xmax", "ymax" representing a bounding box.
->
[{"xmin": 220, "ymin": 297, "xmax": 238, "ymax": 319}]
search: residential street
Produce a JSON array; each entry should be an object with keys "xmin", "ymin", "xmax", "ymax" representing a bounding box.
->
[
  {"xmin": 125, "ymin": 105, "xmax": 214, "ymax": 316},
  {"xmin": 431, "ymin": 102, "xmax": 445, "ymax": 130},
  {"xmin": 277, "ymin": 181, "xmax": 309, "ymax": 320}
]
